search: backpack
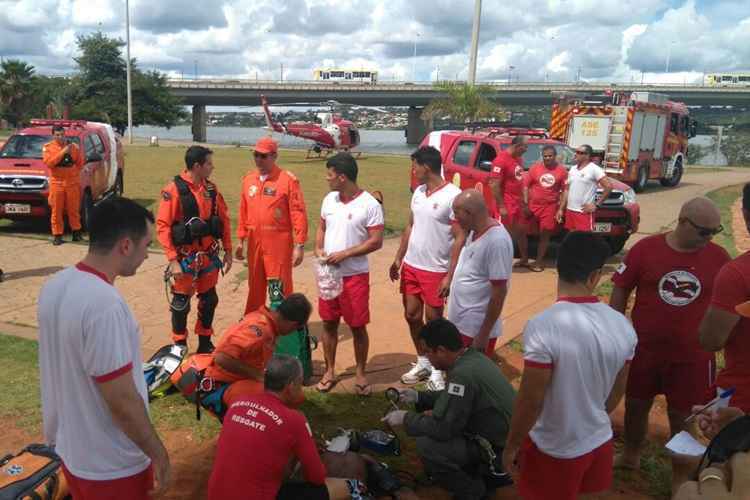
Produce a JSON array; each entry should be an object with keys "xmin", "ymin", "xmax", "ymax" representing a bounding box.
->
[
  {"xmin": 0, "ymin": 444, "xmax": 68, "ymax": 500},
  {"xmin": 170, "ymin": 354, "xmax": 228, "ymax": 421},
  {"xmin": 142, "ymin": 344, "xmax": 188, "ymax": 400}
]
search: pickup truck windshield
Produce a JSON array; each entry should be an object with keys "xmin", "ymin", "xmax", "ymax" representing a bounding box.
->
[{"xmin": 0, "ymin": 135, "xmax": 80, "ymax": 160}]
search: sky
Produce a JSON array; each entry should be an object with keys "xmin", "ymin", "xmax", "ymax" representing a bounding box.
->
[{"xmin": 0, "ymin": 0, "xmax": 748, "ymax": 86}]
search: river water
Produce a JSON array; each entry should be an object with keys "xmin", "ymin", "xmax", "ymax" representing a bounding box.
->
[{"xmin": 132, "ymin": 126, "xmax": 724, "ymax": 164}]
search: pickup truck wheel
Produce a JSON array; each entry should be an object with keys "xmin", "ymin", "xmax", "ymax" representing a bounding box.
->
[
  {"xmin": 80, "ymin": 190, "xmax": 94, "ymax": 232},
  {"xmin": 113, "ymin": 170, "xmax": 124, "ymax": 196},
  {"xmin": 633, "ymin": 165, "xmax": 649, "ymax": 193},
  {"xmin": 660, "ymin": 158, "xmax": 683, "ymax": 188},
  {"xmin": 606, "ymin": 235, "xmax": 628, "ymax": 255}
]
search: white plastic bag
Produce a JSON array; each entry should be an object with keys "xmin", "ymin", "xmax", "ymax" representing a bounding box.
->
[{"xmin": 315, "ymin": 258, "xmax": 343, "ymax": 300}]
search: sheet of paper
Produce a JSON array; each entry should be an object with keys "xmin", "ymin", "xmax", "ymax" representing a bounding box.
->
[{"xmin": 665, "ymin": 431, "xmax": 707, "ymax": 457}]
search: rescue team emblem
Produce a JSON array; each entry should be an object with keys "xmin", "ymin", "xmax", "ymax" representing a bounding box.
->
[
  {"xmin": 161, "ymin": 191, "xmax": 171, "ymax": 201},
  {"xmin": 4, "ymin": 464, "xmax": 23, "ymax": 476},
  {"xmin": 249, "ymin": 325, "xmax": 263, "ymax": 337},
  {"xmin": 448, "ymin": 382, "xmax": 465, "ymax": 397},
  {"xmin": 514, "ymin": 165, "xmax": 523, "ymax": 181},
  {"xmin": 540, "ymin": 173, "xmax": 556, "ymax": 188},
  {"xmin": 248, "ymin": 185, "xmax": 258, "ymax": 197},
  {"xmin": 263, "ymin": 187, "xmax": 277, "ymax": 196},
  {"xmin": 658, "ymin": 270, "xmax": 701, "ymax": 306}
]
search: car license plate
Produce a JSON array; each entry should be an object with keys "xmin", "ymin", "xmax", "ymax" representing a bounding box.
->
[
  {"xmin": 4, "ymin": 203, "xmax": 31, "ymax": 214},
  {"xmin": 593, "ymin": 222, "xmax": 612, "ymax": 233}
]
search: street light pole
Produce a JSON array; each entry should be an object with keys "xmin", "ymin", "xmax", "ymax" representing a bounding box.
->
[
  {"xmin": 467, "ymin": 0, "xmax": 481, "ymax": 86},
  {"xmin": 125, "ymin": 0, "xmax": 133, "ymax": 144},
  {"xmin": 412, "ymin": 32, "xmax": 420, "ymax": 82},
  {"xmin": 507, "ymin": 65, "xmax": 514, "ymax": 85},
  {"xmin": 665, "ymin": 40, "xmax": 675, "ymax": 75}
]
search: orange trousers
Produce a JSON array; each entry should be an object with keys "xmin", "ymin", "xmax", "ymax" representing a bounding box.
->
[
  {"xmin": 244, "ymin": 232, "xmax": 293, "ymax": 314},
  {"xmin": 171, "ymin": 255, "xmax": 220, "ymax": 342},
  {"xmin": 49, "ymin": 181, "xmax": 81, "ymax": 236}
]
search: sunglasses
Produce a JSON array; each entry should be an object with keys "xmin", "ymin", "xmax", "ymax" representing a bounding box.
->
[
  {"xmin": 683, "ymin": 217, "xmax": 724, "ymax": 237},
  {"xmin": 254, "ymin": 152, "xmax": 271, "ymax": 159}
]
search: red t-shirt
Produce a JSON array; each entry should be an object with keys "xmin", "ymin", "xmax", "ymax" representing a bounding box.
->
[
  {"xmin": 710, "ymin": 252, "xmax": 750, "ymax": 410},
  {"xmin": 489, "ymin": 150, "xmax": 524, "ymax": 201},
  {"xmin": 612, "ymin": 234, "xmax": 730, "ymax": 361},
  {"xmin": 208, "ymin": 393, "xmax": 326, "ymax": 500},
  {"xmin": 524, "ymin": 162, "xmax": 567, "ymax": 206}
]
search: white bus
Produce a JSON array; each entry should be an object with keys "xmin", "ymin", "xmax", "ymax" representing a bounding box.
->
[
  {"xmin": 313, "ymin": 69, "xmax": 378, "ymax": 84},
  {"xmin": 705, "ymin": 72, "xmax": 750, "ymax": 86}
]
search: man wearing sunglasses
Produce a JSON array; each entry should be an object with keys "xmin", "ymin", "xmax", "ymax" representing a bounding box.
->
[
  {"xmin": 236, "ymin": 137, "xmax": 308, "ymax": 315},
  {"xmin": 611, "ymin": 197, "xmax": 729, "ymax": 491},
  {"xmin": 559, "ymin": 144, "xmax": 613, "ymax": 232}
]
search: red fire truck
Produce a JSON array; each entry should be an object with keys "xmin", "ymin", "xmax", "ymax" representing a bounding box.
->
[{"xmin": 549, "ymin": 91, "xmax": 696, "ymax": 192}]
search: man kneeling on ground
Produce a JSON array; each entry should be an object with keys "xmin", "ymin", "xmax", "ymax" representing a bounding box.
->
[
  {"xmin": 203, "ymin": 293, "xmax": 312, "ymax": 406},
  {"xmin": 382, "ymin": 318, "xmax": 516, "ymax": 500},
  {"xmin": 208, "ymin": 354, "xmax": 365, "ymax": 500}
]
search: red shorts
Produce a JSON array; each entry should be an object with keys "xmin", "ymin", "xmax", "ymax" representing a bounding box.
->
[
  {"xmin": 62, "ymin": 464, "xmax": 154, "ymax": 500},
  {"xmin": 529, "ymin": 203, "xmax": 560, "ymax": 232},
  {"xmin": 460, "ymin": 333, "xmax": 498, "ymax": 356},
  {"xmin": 319, "ymin": 273, "xmax": 370, "ymax": 327},
  {"xmin": 626, "ymin": 347, "xmax": 715, "ymax": 413},
  {"xmin": 519, "ymin": 438, "xmax": 613, "ymax": 500},
  {"xmin": 502, "ymin": 197, "xmax": 528, "ymax": 228},
  {"xmin": 564, "ymin": 209, "xmax": 593, "ymax": 232},
  {"xmin": 400, "ymin": 263, "xmax": 446, "ymax": 309}
]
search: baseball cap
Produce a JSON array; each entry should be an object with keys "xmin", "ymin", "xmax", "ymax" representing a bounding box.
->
[{"xmin": 254, "ymin": 137, "xmax": 278, "ymax": 154}]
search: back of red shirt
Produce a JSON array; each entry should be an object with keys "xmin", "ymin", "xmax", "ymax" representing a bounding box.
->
[
  {"xmin": 710, "ymin": 252, "xmax": 750, "ymax": 411},
  {"xmin": 208, "ymin": 393, "xmax": 326, "ymax": 500},
  {"xmin": 525, "ymin": 162, "xmax": 567, "ymax": 205},
  {"xmin": 489, "ymin": 150, "xmax": 524, "ymax": 199},
  {"xmin": 612, "ymin": 234, "xmax": 730, "ymax": 361}
]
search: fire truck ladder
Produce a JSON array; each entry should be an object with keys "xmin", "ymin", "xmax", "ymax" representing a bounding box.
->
[{"xmin": 603, "ymin": 107, "xmax": 628, "ymax": 173}]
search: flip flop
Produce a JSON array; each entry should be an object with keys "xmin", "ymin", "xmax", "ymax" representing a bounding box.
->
[
  {"xmin": 529, "ymin": 265, "xmax": 544, "ymax": 273},
  {"xmin": 354, "ymin": 383, "xmax": 372, "ymax": 397},
  {"xmin": 513, "ymin": 261, "xmax": 531, "ymax": 268},
  {"xmin": 316, "ymin": 377, "xmax": 338, "ymax": 393}
]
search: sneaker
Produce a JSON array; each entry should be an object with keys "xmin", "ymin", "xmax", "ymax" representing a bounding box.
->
[
  {"xmin": 72, "ymin": 231, "xmax": 83, "ymax": 242},
  {"xmin": 401, "ymin": 361, "xmax": 431, "ymax": 385},
  {"xmin": 197, "ymin": 338, "xmax": 215, "ymax": 354},
  {"xmin": 52, "ymin": 236, "xmax": 64, "ymax": 246},
  {"xmin": 426, "ymin": 371, "xmax": 446, "ymax": 391}
]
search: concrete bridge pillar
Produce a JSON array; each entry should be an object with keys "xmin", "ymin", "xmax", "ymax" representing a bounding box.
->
[
  {"xmin": 191, "ymin": 104, "xmax": 207, "ymax": 143},
  {"xmin": 406, "ymin": 106, "xmax": 432, "ymax": 145}
]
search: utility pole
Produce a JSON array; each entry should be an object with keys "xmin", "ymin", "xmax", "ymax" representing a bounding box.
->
[
  {"xmin": 194, "ymin": 60, "xmax": 198, "ymax": 79},
  {"xmin": 467, "ymin": 0, "xmax": 481, "ymax": 86},
  {"xmin": 412, "ymin": 32, "xmax": 420, "ymax": 82},
  {"xmin": 280, "ymin": 63, "xmax": 284, "ymax": 81},
  {"xmin": 125, "ymin": 0, "xmax": 133, "ymax": 144}
]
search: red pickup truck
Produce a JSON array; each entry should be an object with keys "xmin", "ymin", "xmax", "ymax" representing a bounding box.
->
[
  {"xmin": 0, "ymin": 119, "xmax": 124, "ymax": 229},
  {"xmin": 413, "ymin": 129, "xmax": 641, "ymax": 254}
]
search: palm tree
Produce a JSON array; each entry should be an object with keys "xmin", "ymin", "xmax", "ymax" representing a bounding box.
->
[
  {"xmin": 422, "ymin": 81, "xmax": 504, "ymax": 126},
  {"xmin": 0, "ymin": 59, "xmax": 36, "ymax": 128}
]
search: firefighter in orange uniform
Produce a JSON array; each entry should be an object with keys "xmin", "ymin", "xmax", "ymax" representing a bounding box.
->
[
  {"xmin": 42, "ymin": 125, "xmax": 84, "ymax": 246},
  {"xmin": 235, "ymin": 137, "xmax": 308, "ymax": 314},
  {"xmin": 157, "ymin": 145, "xmax": 233, "ymax": 354}
]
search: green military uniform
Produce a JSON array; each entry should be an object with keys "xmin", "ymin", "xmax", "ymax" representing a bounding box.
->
[{"xmin": 404, "ymin": 348, "xmax": 515, "ymax": 499}]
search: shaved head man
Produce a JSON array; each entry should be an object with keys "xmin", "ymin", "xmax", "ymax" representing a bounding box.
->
[
  {"xmin": 611, "ymin": 197, "xmax": 729, "ymax": 493},
  {"xmin": 448, "ymin": 188, "xmax": 514, "ymax": 355}
]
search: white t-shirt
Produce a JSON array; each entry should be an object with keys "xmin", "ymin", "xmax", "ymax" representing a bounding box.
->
[
  {"xmin": 403, "ymin": 183, "xmax": 461, "ymax": 273},
  {"xmin": 566, "ymin": 162, "xmax": 605, "ymax": 213},
  {"xmin": 447, "ymin": 224, "xmax": 513, "ymax": 339},
  {"xmin": 321, "ymin": 190, "xmax": 384, "ymax": 277},
  {"xmin": 38, "ymin": 264, "xmax": 150, "ymax": 480},
  {"xmin": 523, "ymin": 298, "xmax": 637, "ymax": 459}
]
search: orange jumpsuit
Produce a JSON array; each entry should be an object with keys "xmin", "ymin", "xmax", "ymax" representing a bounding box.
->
[
  {"xmin": 42, "ymin": 140, "xmax": 84, "ymax": 236},
  {"xmin": 204, "ymin": 306, "xmax": 279, "ymax": 405},
  {"xmin": 156, "ymin": 171, "xmax": 232, "ymax": 341},
  {"xmin": 238, "ymin": 165, "xmax": 307, "ymax": 314}
]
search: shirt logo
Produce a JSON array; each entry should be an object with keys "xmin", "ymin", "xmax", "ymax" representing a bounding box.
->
[
  {"xmin": 616, "ymin": 263, "xmax": 627, "ymax": 274},
  {"xmin": 448, "ymin": 383, "xmax": 465, "ymax": 397},
  {"xmin": 263, "ymin": 186, "xmax": 277, "ymax": 196},
  {"xmin": 161, "ymin": 191, "xmax": 171, "ymax": 201},
  {"xmin": 4, "ymin": 464, "xmax": 23, "ymax": 476},
  {"xmin": 514, "ymin": 165, "xmax": 523, "ymax": 180},
  {"xmin": 248, "ymin": 185, "xmax": 258, "ymax": 197},
  {"xmin": 658, "ymin": 270, "xmax": 701, "ymax": 306},
  {"xmin": 249, "ymin": 325, "xmax": 263, "ymax": 337},
  {"xmin": 540, "ymin": 173, "xmax": 556, "ymax": 188}
]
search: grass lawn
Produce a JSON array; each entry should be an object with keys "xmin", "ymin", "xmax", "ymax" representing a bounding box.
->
[{"xmin": 705, "ymin": 183, "xmax": 744, "ymax": 258}]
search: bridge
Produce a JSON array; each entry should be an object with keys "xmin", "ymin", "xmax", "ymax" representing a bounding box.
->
[{"xmin": 166, "ymin": 79, "xmax": 750, "ymax": 143}]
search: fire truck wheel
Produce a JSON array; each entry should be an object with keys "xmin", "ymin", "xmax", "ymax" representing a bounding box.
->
[
  {"xmin": 660, "ymin": 158, "xmax": 683, "ymax": 188},
  {"xmin": 633, "ymin": 165, "xmax": 649, "ymax": 193}
]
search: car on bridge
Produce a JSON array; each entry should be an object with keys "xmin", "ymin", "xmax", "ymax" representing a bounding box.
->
[
  {"xmin": 0, "ymin": 119, "xmax": 124, "ymax": 229},
  {"xmin": 411, "ymin": 128, "xmax": 640, "ymax": 255}
]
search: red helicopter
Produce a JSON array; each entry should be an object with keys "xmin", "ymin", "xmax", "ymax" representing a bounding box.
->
[{"xmin": 261, "ymin": 94, "xmax": 361, "ymax": 158}]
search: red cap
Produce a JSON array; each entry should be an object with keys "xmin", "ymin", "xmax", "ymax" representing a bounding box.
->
[{"xmin": 254, "ymin": 137, "xmax": 278, "ymax": 154}]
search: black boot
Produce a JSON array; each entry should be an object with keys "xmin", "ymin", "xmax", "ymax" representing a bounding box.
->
[
  {"xmin": 197, "ymin": 337, "xmax": 215, "ymax": 354},
  {"xmin": 52, "ymin": 235, "xmax": 64, "ymax": 246},
  {"xmin": 72, "ymin": 230, "xmax": 83, "ymax": 242}
]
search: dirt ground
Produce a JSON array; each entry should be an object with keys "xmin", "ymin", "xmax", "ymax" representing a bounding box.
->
[{"xmin": 2, "ymin": 168, "xmax": 747, "ymax": 499}]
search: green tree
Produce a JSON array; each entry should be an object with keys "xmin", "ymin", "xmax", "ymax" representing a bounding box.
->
[
  {"xmin": 0, "ymin": 59, "xmax": 36, "ymax": 128},
  {"xmin": 71, "ymin": 32, "xmax": 185, "ymax": 135},
  {"xmin": 421, "ymin": 82, "xmax": 504, "ymax": 125},
  {"xmin": 719, "ymin": 131, "xmax": 750, "ymax": 166},
  {"xmin": 686, "ymin": 143, "xmax": 706, "ymax": 165}
]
